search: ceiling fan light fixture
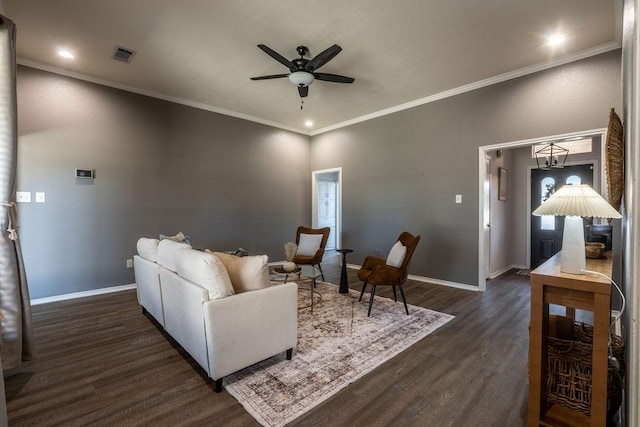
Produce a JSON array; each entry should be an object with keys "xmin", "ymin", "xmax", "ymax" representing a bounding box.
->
[{"xmin": 289, "ymin": 71, "xmax": 315, "ymax": 87}]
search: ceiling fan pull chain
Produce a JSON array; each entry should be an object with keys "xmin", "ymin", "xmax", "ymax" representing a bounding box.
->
[{"xmin": 301, "ymin": 99, "xmax": 304, "ymax": 110}]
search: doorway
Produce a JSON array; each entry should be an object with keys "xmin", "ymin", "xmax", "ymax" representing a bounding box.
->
[
  {"xmin": 477, "ymin": 128, "xmax": 607, "ymax": 291},
  {"xmin": 312, "ymin": 168, "xmax": 342, "ymax": 251},
  {"xmin": 530, "ymin": 164, "xmax": 594, "ymax": 269}
]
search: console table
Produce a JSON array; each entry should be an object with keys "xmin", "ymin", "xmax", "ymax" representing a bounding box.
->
[{"xmin": 527, "ymin": 252, "xmax": 613, "ymax": 426}]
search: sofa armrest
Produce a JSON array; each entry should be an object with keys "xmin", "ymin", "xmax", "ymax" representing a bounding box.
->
[{"xmin": 203, "ymin": 282, "xmax": 298, "ymax": 380}]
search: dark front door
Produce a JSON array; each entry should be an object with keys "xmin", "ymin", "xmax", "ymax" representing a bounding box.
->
[{"xmin": 530, "ymin": 164, "xmax": 594, "ymax": 269}]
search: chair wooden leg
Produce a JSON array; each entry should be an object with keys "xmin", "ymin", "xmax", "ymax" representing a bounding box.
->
[
  {"xmin": 392, "ymin": 286, "xmax": 397, "ymax": 302},
  {"xmin": 367, "ymin": 285, "xmax": 377, "ymax": 317},
  {"xmin": 359, "ymin": 282, "xmax": 367, "ymax": 301},
  {"xmin": 399, "ymin": 285, "xmax": 409, "ymax": 315}
]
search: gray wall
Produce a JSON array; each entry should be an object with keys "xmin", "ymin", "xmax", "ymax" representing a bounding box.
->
[
  {"xmin": 488, "ymin": 149, "xmax": 515, "ymax": 277},
  {"xmin": 16, "ymin": 49, "xmax": 622, "ymax": 298},
  {"xmin": 17, "ymin": 66, "xmax": 310, "ymax": 299},
  {"xmin": 311, "ymin": 50, "xmax": 622, "ymax": 286}
]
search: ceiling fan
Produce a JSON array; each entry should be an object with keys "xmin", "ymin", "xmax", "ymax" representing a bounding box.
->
[{"xmin": 250, "ymin": 44, "xmax": 355, "ymax": 99}]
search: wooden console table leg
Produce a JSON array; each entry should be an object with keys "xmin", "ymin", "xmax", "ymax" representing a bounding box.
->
[
  {"xmin": 528, "ymin": 282, "xmax": 549, "ymax": 425},
  {"xmin": 590, "ymin": 293, "xmax": 610, "ymax": 425}
]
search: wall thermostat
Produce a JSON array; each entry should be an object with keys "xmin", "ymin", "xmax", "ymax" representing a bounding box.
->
[{"xmin": 75, "ymin": 169, "xmax": 95, "ymax": 179}]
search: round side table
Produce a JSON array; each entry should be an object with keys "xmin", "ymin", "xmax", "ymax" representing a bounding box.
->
[{"xmin": 336, "ymin": 249, "xmax": 353, "ymax": 294}]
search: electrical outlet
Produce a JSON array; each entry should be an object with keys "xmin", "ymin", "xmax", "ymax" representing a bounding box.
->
[
  {"xmin": 126, "ymin": 259, "xmax": 133, "ymax": 269},
  {"xmin": 16, "ymin": 192, "xmax": 31, "ymax": 203}
]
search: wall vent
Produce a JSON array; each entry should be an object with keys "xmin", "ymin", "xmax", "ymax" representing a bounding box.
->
[{"xmin": 112, "ymin": 46, "xmax": 136, "ymax": 64}]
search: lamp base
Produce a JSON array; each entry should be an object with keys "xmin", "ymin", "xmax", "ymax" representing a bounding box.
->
[{"xmin": 560, "ymin": 216, "xmax": 586, "ymax": 275}]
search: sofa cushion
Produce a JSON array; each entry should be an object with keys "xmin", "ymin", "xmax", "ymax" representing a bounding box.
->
[
  {"xmin": 175, "ymin": 249, "xmax": 235, "ymax": 300},
  {"xmin": 296, "ymin": 233, "xmax": 323, "ymax": 256},
  {"xmin": 386, "ymin": 240, "xmax": 407, "ymax": 268},
  {"xmin": 157, "ymin": 239, "xmax": 192, "ymax": 272},
  {"xmin": 137, "ymin": 238, "xmax": 159, "ymax": 262},
  {"xmin": 211, "ymin": 251, "xmax": 270, "ymax": 293}
]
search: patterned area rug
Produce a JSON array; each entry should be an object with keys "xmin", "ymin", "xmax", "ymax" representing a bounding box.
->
[{"xmin": 224, "ymin": 281, "xmax": 454, "ymax": 426}]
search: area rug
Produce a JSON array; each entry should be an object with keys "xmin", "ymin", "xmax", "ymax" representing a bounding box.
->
[{"xmin": 224, "ymin": 281, "xmax": 454, "ymax": 427}]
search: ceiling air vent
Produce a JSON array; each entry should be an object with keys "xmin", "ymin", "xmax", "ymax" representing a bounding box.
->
[{"xmin": 112, "ymin": 46, "xmax": 136, "ymax": 64}]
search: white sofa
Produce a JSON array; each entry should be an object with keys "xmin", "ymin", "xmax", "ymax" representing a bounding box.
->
[{"xmin": 134, "ymin": 238, "xmax": 298, "ymax": 392}]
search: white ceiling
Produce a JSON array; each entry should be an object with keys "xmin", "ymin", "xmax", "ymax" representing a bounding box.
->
[{"xmin": 4, "ymin": 0, "xmax": 621, "ymax": 135}]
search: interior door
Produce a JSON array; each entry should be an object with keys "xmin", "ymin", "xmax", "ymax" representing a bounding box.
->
[
  {"xmin": 530, "ymin": 164, "xmax": 594, "ymax": 269},
  {"xmin": 317, "ymin": 179, "xmax": 337, "ymax": 250}
]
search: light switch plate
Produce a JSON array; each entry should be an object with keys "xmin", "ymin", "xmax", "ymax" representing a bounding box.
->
[
  {"xmin": 455, "ymin": 194, "xmax": 462, "ymax": 204},
  {"xmin": 35, "ymin": 192, "xmax": 45, "ymax": 203},
  {"xmin": 16, "ymin": 192, "xmax": 31, "ymax": 203}
]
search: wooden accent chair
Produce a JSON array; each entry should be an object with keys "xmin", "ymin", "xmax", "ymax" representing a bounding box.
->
[
  {"xmin": 358, "ymin": 232, "xmax": 421, "ymax": 316},
  {"xmin": 292, "ymin": 226, "xmax": 331, "ymax": 281}
]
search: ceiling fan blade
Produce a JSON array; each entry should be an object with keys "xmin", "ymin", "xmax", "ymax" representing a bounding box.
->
[
  {"xmin": 257, "ymin": 44, "xmax": 296, "ymax": 71},
  {"xmin": 305, "ymin": 44, "xmax": 342, "ymax": 72},
  {"xmin": 298, "ymin": 86, "xmax": 309, "ymax": 98},
  {"xmin": 250, "ymin": 74, "xmax": 290, "ymax": 81},
  {"xmin": 313, "ymin": 73, "xmax": 355, "ymax": 84}
]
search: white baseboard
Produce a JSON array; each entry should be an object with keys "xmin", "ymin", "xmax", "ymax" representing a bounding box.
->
[
  {"xmin": 489, "ymin": 264, "xmax": 527, "ymax": 279},
  {"xmin": 31, "ymin": 284, "xmax": 137, "ymax": 305},
  {"xmin": 346, "ymin": 264, "xmax": 480, "ymax": 292}
]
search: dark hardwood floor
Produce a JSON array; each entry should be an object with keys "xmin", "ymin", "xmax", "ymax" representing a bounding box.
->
[{"xmin": 6, "ymin": 256, "xmax": 532, "ymax": 426}]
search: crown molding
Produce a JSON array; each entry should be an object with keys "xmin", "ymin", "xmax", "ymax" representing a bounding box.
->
[
  {"xmin": 18, "ymin": 40, "xmax": 620, "ymax": 139},
  {"xmin": 16, "ymin": 57, "xmax": 311, "ymax": 136},
  {"xmin": 311, "ymin": 41, "xmax": 621, "ymax": 136}
]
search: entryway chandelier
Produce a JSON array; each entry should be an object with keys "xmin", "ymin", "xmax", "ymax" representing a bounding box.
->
[{"xmin": 534, "ymin": 142, "xmax": 569, "ymax": 170}]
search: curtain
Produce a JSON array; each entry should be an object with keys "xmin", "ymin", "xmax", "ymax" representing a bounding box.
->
[{"xmin": 0, "ymin": 14, "xmax": 34, "ymax": 374}]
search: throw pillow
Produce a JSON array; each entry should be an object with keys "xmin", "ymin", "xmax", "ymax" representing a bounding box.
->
[
  {"xmin": 175, "ymin": 249, "xmax": 234, "ymax": 300},
  {"xmin": 386, "ymin": 240, "xmax": 407, "ymax": 268},
  {"xmin": 159, "ymin": 231, "xmax": 191, "ymax": 245},
  {"xmin": 136, "ymin": 238, "xmax": 159, "ymax": 262},
  {"xmin": 211, "ymin": 251, "xmax": 270, "ymax": 293},
  {"xmin": 157, "ymin": 239, "xmax": 192, "ymax": 272},
  {"xmin": 296, "ymin": 233, "xmax": 323, "ymax": 256}
]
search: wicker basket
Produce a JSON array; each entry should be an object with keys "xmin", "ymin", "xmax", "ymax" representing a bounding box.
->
[{"xmin": 547, "ymin": 321, "xmax": 625, "ymax": 416}]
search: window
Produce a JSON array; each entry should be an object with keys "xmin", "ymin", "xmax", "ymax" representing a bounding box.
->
[
  {"xmin": 566, "ymin": 175, "xmax": 581, "ymax": 186},
  {"xmin": 540, "ymin": 177, "xmax": 555, "ymax": 230}
]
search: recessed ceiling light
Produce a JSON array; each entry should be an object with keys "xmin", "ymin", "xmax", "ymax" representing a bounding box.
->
[
  {"xmin": 58, "ymin": 50, "xmax": 74, "ymax": 59},
  {"xmin": 305, "ymin": 120, "xmax": 313, "ymax": 127},
  {"xmin": 546, "ymin": 33, "xmax": 567, "ymax": 47}
]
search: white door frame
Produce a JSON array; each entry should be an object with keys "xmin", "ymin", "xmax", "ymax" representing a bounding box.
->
[
  {"xmin": 312, "ymin": 167, "xmax": 342, "ymax": 250},
  {"xmin": 477, "ymin": 128, "xmax": 607, "ymax": 291}
]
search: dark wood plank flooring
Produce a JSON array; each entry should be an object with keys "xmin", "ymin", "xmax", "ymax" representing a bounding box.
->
[{"xmin": 6, "ymin": 256, "xmax": 532, "ymax": 426}]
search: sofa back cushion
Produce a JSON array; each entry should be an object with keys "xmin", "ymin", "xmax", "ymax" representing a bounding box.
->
[
  {"xmin": 137, "ymin": 238, "xmax": 160, "ymax": 262},
  {"xmin": 157, "ymin": 239, "xmax": 192, "ymax": 272},
  {"xmin": 210, "ymin": 251, "xmax": 270, "ymax": 293},
  {"xmin": 175, "ymin": 249, "xmax": 235, "ymax": 300}
]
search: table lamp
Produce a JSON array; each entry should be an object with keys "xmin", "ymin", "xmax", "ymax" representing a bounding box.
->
[{"xmin": 532, "ymin": 184, "xmax": 622, "ymax": 274}]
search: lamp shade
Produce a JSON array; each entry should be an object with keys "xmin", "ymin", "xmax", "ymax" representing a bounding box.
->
[
  {"xmin": 532, "ymin": 184, "xmax": 620, "ymax": 274},
  {"xmin": 532, "ymin": 184, "xmax": 622, "ymax": 219}
]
